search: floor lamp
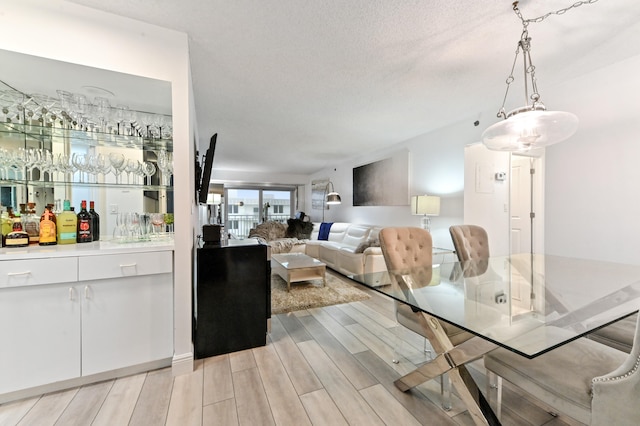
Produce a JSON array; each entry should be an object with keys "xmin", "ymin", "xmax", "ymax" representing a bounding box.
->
[
  {"xmin": 323, "ymin": 182, "xmax": 341, "ymax": 222},
  {"xmin": 410, "ymin": 195, "xmax": 440, "ymax": 232}
]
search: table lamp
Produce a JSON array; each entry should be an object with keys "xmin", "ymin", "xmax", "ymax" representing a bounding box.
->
[{"xmin": 411, "ymin": 195, "xmax": 440, "ymax": 232}]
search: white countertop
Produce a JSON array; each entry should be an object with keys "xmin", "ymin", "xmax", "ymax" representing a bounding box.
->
[{"xmin": 0, "ymin": 238, "xmax": 175, "ymax": 260}]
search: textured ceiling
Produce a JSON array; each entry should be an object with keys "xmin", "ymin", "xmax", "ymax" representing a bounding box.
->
[{"xmin": 64, "ymin": 0, "xmax": 640, "ymax": 175}]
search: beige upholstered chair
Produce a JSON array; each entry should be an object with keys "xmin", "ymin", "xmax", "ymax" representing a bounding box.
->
[
  {"xmin": 379, "ymin": 227, "xmax": 473, "ymax": 408},
  {"xmin": 484, "ymin": 314, "xmax": 640, "ymax": 425},
  {"xmin": 449, "ymin": 225, "xmax": 490, "ymax": 261},
  {"xmin": 588, "ymin": 313, "xmax": 636, "ymax": 353}
]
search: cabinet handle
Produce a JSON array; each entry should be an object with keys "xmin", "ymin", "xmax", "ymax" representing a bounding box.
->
[
  {"xmin": 84, "ymin": 286, "xmax": 90, "ymax": 299},
  {"xmin": 7, "ymin": 271, "xmax": 31, "ymax": 277},
  {"xmin": 120, "ymin": 263, "xmax": 137, "ymax": 268},
  {"xmin": 69, "ymin": 287, "xmax": 75, "ymax": 301}
]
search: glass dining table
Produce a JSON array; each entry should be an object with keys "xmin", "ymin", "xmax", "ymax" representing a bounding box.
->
[{"xmin": 351, "ymin": 253, "xmax": 640, "ymax": 426}]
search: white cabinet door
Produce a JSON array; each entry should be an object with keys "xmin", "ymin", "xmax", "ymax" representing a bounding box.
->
[
  {"xmin": 81, "ymin": 273, "xmax": 173, "ymax": 376},
  {"xmin": 0, "ymin": 283, "xmax": 81, "ymax": 394}
]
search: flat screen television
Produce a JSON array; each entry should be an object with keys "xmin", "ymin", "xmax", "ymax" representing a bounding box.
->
[{"xmin": 198, "ymin": 133, "xmax": 217, "ymax": 204}]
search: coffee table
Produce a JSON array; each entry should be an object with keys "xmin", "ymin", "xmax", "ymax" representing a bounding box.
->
[{"xmin": 271, "ymin": 253, "xmax": 326, "ymax": 292}]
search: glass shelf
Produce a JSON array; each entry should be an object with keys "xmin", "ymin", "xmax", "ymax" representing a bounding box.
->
[
  {"xmin": 0, "ymin": 179, "xmax": 172, "ymax": 191},
  {"xmin": 0, "ymin": 122, "xmax": 172, "ymax": 152}
]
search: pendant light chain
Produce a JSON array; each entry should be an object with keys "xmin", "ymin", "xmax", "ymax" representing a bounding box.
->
[
  {"xmin": 514, "ymin": 0, "xmax": 600, "ymax": 25},
  {"xmin": 496, "ymin": 0, "xmax": 601, "ymax": 118}
]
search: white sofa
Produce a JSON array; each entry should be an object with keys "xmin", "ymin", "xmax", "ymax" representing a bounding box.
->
[{"xmin": 305, "ymin": 222, "xmax": 386, "ymax": 278}]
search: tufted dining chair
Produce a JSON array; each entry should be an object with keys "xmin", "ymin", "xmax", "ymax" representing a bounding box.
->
[
  {"xmin": 379, "ymin": 227, "xmax": 473, "ymax": 409},
  {"xmin": 449, "ymin": 225, "xmax": 490, "ymax": 262},
  {"xmin": 484, "ymin": 313, "xmax": 640, "ymax": 425}
]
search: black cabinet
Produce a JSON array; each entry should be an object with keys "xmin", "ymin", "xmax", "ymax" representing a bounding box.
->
[{"xmin": 194, "ymin": 242, "xmax": 270, "ymax": 358}]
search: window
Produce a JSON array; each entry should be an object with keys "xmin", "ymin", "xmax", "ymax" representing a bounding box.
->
[{"xmin": 224, "ymin": 187, "xmax": 296, "ymax": 238}]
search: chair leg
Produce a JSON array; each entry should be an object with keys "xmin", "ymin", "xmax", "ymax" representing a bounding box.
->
[
  {"xmin": 441, "ymin": 372, "xmax": 452, "ymax": 411},
  {"xmin": 392, "ymin": 324, "xmax": 404, "ymax": 364},
  {"xmin": 485, "ymin": 370, "xmax": 502, "ymax": 420}
]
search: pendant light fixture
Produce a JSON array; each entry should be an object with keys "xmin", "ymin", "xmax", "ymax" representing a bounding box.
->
[{"xmin": 481, "ymin": 1, "xmax": 586, "ymax": 152}]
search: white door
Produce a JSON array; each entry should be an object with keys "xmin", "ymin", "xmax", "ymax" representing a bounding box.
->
[
  {"xmin": 510, "ymin": 155, "xmax": 532, "ymax": 254},
  {"xmin": 510, "ymin": 153, "xmax": 544, "ymax": 255},
  {"xmin": 81, "ymin": 274, "xmax": 174, "ymax": 376},
  {"xmin": 0, "ymin": 284, "xmax": 81, "ymax": 393}
]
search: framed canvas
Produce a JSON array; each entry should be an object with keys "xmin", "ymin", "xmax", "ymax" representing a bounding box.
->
[{"xmin": 353, "ymin": 150, "xmax": 409, "ymax": 206}]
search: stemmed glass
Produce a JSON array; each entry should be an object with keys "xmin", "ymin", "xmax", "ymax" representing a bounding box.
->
[
  {"xmin": 94, "ymin": 96, "xmax": 110, "ymax": 133},
  {"xmin": 108, "ymin": 152, "xmax": 126, "ymax": 184},
  {"xmin": 9, "ymin": 149, "xmax": 26, "ymax": 180},
  {"xmin": 124, "ymin": 158, "xmax": 139, "ymax": 184},
  {"xmin": 39, "ymin": 149, "xmax": 54, "ymax": 182},
  {"xmin": 20, "ymin": 148, "xmax": 43, "ymax": 181},
  {"xmin": 71, "ymin": 153, "xmax": 89, "ymax": 183},
  {"xmin": 157, "ymin": 150, "xmax": 173, "ymax": 186},
  {"xmin": 92, "ymin": 153, "xmax": 111, "ymax": 183},
  {"xmin": 56, "ymin": 154, "xmax": 74, "ymax": 182},
  {"xmin": 150, "ymin": 213, "xmax": 165, "ymax": 237},
  {"xmin": 142, "ymin": 161, "xmax": 156, "ymax": 185}
]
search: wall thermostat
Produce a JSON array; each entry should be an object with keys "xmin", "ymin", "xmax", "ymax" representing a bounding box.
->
[{"xmin": 495, "ymin": 172, "xmax": 506, "ymax": 181}]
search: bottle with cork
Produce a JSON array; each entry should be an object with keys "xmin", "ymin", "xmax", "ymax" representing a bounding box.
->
[
  {"xmin": 39, "ymin": 204, "xmax": 57, "ymax": 245},
  {"xmin": 76, "ymin": 200, "xmax": 93, "ymax": 243}
]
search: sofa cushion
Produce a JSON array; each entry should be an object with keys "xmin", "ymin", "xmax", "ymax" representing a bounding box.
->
[{"xmin": 341, "ymin": 224, "xmax": 371, "ymax": 247}]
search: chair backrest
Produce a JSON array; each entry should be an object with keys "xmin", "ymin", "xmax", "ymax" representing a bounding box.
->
[
  {"xmin": 379, "ymin": 227, "xmax": 433, "ymax": 290},
  {"xmin": 449, "ymin": 225, "xmax": 490, "ymax": 261}
]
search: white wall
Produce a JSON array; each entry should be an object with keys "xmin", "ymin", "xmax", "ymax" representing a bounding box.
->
[
  {"xmin": 544, "ymin": 53, "xmax": 640, "ymax": 265},
  {"xmin": 0, "ymin": 0, "xmax": 196, "ymax": 374},
  {"xmin": 309, "ymin": 115, "xmax": 489, "ymax": 250},
  {"xmin": 462, "ymin": 144, "xmax": 511, "ymax": 256}
]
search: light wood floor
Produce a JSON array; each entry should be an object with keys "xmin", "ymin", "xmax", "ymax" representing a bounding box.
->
[{"xmin": 0, "ymin": 273, "xmax": 576, "ymax": 426}]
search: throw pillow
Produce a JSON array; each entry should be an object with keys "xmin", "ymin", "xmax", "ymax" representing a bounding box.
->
[
  {"xmin": 285, "ymin": 218, "xmax": 314, "ymax": 239},
  {"xmin": 355, "ymin": 239, "xmax": 380, "ymax": 253}
]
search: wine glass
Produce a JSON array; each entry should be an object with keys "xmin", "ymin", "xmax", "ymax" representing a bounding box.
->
[
  {"xmin": 108, "ymin": 152, "xmax": 126, "ymax": 184},
  {"xmin": 150, "ymin": 213, "xmax": 165, "ymax": 236},
  {"xmin": 157, "ymin": 150, "xmax": 173, "ymax": 186},
  {"xmin": 92, "ymin": 153, "xmax": 111, "ymax": 183},
  {"xmin": 141, "ymin": 161, "xmax": 156, "ymax": 185},
  {"xmin": 56, "ymin": 153, "xmax": 74, "ymax": 182},
  {"xmin": 94, "ymin": 96, "xmax": 110, "ymax": 133},
  {"xmin": 124, "ymin": 158, "xmax": 138, "ymax": 184},
  {"xmin": 71, "ymin": 152, "xmax": 88, "ymax": 183}
]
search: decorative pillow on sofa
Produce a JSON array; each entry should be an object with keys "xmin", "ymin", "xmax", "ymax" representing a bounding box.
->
[
  {"xmin": 285, "ymin": 218, "xmax": 314, "ymax": 239},
  {"xmin": 355, "ymin": 239, "xmax": 380, "ymax": 254}
]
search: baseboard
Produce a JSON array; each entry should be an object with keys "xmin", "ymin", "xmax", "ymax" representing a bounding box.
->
[
  {"xmin": 172, "ymin": 351, "xmax": 194, "ymax": 376},
  {"xmin": 0, "ymin": 358, "xmax": 172, "ymax": 405}
]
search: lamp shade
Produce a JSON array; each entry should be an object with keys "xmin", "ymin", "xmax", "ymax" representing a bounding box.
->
[
  {"xmin": 326, "ymin": 192, "xmax": 341, "ymax": 205},
  {"xmin": 482, "ymin": 109, "xmax": 579, "ymax": 152},
  {"xmin": 411, "ymin": 195, "xmax": 440, "ymax": 216}
]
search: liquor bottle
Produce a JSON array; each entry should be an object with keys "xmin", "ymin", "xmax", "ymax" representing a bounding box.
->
[
  {"xmin": 57, "ymin": 200, "xmax": 77, "ymax": 245},
  {"xmin": 5, "ymin": 213, "xmax": 30, "ymax": 248},
  {"xmin": 24, "ymin": 202, "xmax": 40, "ymax": 244},
  {"xmin": 39, "ymin": 205, "xmax": 57, "ymax": 245},
  {"xmin": 89, "ymin": 200, "xmax": 100, "ymax": 241},
  {"xmin": 76, "ymin": 200, "xmax": 93, "ymax": 243},
  {"xmin": 1, "ymin": 209, "xmax": 12, "ymax": 246}
]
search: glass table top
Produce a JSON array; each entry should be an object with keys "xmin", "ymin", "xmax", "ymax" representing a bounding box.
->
[{"xmin": 353, "ymin": 253, "xmax": 640, "ymax": 358}]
